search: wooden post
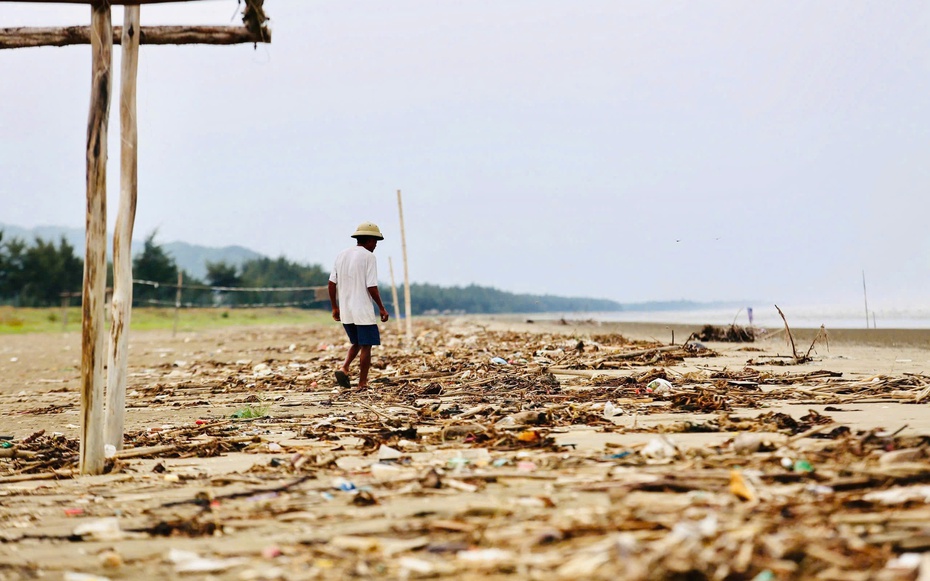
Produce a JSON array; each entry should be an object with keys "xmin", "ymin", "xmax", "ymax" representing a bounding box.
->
[
  {"xmin": 105, "ymin": 4, "xmax": 139, "ymax": 452},
  {"xmin": 862, "ymin": 270, "xmax": 870, "ymax": 329},
  {"xmin": 388, "ymin": 256, "xmax": 402, "ymax": 335},
  {"xmin": 396, "ymin": 190, "xmax": 413, "ymax": 343},
  {"xmin": 80, "ymin": 0, "xmax": 112, "ymax": 476},
  {"xmin": 172, "ymin": 269, "xmax": 182, "ymax": 337}
]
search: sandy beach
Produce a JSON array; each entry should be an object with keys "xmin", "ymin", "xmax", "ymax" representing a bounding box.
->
[{"xmin": 1, "ymin": 316, "xmax": 929, "ymax": 580}]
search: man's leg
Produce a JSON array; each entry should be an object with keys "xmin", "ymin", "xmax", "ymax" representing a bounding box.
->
[
  {"xmin": 342, "ymin": 344, "xmax": 360, "ymax": 374},
  {"xmin": 358, "ymin": 345, "xmax": 372, "ymax": 387}
]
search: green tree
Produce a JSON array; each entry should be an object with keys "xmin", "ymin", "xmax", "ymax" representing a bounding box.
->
[
  {"xmin": 206, "ymin": 261, "xmax": 241, "ymax": 288},
  {"xmin": 238, "ymin": 256, "xmax": 328, "ymax": 307},
  {"xmin": 132, "ymin": 231, "xmax": 178, "ymax": 306},
  {"xmin": 21, "ymin": 237, "xmax": 82, "ymax": 306},
  {"xmin": 205, "ymin": 260, "xmax": 241, "ymax": 306},
  {"xmin": 1, "ymin": 235, "xmax": 27, "ymax": 305}
]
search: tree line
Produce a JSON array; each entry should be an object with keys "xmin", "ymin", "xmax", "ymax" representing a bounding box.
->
[{"xmin": 0, "ymin": 230, "xmax": 622, "ymax": 314}]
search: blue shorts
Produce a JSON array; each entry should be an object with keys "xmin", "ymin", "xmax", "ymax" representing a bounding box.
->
[{"xmin": 343, "ymin": 324, "xmax": 381, "ymax": 346}]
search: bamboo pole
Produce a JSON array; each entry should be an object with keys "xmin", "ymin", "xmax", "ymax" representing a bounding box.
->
[
  {"xmin": 862, "ymin": 270, "xmax": 870, "ymax": 329},
  {"xmin": 396, "ymin": 190, "xmax": 413, "ymax": 343},
  {"xmin": 172, "ymin": 269, "xmax": 182, "ymax": 337},
  {"xmin": 0, "ymin": 25, "xmax": 270, "ymax": 50},
  {"xmin": 388, "ymin": 256, "xmax": 402, "ymax": 335},
  {"xmin": 80, "ymin": 0, "xmax": 112, "ymax": 476},
  {"xmin": 105, "ymin": 4, "xmax": 139, "ymax": 452}
]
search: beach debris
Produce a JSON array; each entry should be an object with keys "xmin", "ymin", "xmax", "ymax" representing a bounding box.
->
[
  {"xmin": 73, "ymin": 518, "xmax": 124, "ymax": 542},
  {"xmin": 167, "ymin": 548, "xmax": 247, "ymax": 574},
  {"xmin": 695, "ymin": 324, "xmax": 755, "ymax": 342},
  {"xmin": 646, "ymin": 377, "xmax": 673, "ymax": 394},
  {"xmin": 3, "ymin": 319, "xmax": 930, "ymax": 579}
]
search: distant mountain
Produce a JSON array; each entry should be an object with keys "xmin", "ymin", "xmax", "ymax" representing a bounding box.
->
[
  {"xmin": 160, "ymin": 242, "xmax": 263, "ymax": 280},
  {"xmin": 0, "ymin": 223, "xmax": 263, "ymax": 280}
]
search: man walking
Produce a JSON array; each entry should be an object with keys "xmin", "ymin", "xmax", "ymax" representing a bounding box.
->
[{"xmin": 328, "ymin": 222, "xmax": 390, "ymax": 389}]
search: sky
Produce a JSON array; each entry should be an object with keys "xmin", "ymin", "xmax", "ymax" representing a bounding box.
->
[{"xmin": 1, "ymin": 1, "xmax": 929, "ymax": 311}]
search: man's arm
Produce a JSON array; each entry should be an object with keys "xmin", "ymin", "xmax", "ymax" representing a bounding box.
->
[
  {"xmin": 328, "ymin": 281, "xmax": 340, "ymax": 321},
  {"xmin": 368, "ymin": 286, "xmax": 389, "ymax": 322}
]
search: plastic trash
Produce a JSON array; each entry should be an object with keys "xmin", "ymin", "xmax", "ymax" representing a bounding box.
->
[
  {"xmin": 603, "ymin": 401, "xmax": 621, "ymax": 420},
  {"xmin": 490, "ymin": 357, "xmax": 509, "ymax": 365},
  {"xmin": 793, "ymin": 459, "xmax": 813, "ymax": 473},
  {"xmin": 606, "ymin": 451, "xmax": 632, "ymax": 460},
  {"xmin": 456, "ymin": 548, "xmax": 514, "ymax": 565},
  {"xmin": 64, "ymin": 573, "xmax": 111, "ymax": 581},
  {"xmin": 732, "ymin": 432, "xmax": 765, "ymax": 454},
  {"xmin": 73, "ymin": 517, "xmax": 123, "ymax": 541},
  {"xmin": 377, "ymin": 445, "xmax": 402, "ymax": 461},
  {"xmin": 641, "ymin": 437, "xmax": 678, "ymax": 460},
  {"xmin": 729, "ymin": 470, "xmax": 756, "ymax": 502},
  {"xmin": 885, "ymin": 553, "xmax": 922, "ymax": 571},
  {"xmin": 167, "ymin": 548, "xmax": 246, "ymax": 574},
  {"xmin": 646, "ymin": 378, "xmax": 673, "ymax": 395},
  {"xmin": 332, "ymin": 477, "xmax": 356, "ymax": 492}
]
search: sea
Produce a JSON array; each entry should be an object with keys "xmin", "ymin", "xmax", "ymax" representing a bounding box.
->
[{"xmin": 530, "ymin": 304, "xmax": 930, "ymax": 330}]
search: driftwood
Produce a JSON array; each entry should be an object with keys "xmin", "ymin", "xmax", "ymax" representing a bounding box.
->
[
  {"xmin": 79, "ymin": 1, "xmax": 112, "ymax": 476},
  {"xmin": 105, "ymin": 5, "xmax": 139, "ymax": 452},
  {"xmin": 1, "ymin": 0, "xmax": 221, "ymax": 4},
  {"xmin": 0, "ymin": 25, "xmax": 270, "ymax": 50}
]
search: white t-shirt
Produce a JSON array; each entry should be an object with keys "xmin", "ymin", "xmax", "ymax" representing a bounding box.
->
[{"xmin": 329, "ymin": 245, "xmax": 379, "ymax": 325}]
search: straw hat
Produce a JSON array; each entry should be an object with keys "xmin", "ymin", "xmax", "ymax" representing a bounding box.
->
[{"xmin": 351, "ymin": 222, "xmax": 384, "ymax": 240}]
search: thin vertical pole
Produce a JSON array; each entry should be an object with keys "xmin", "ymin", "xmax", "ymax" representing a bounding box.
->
[
  {"xmin": 80, "ymin": 0, "xmax": 113, "ymax": 476},
  {"xmin": 396, "ymin": 190, "xmax": 413, "ymax": 343},
  {"xmin": 173, "ymin": 269, "xmax": 182, "ymax": 337},
  {"xmin": 388, "ymin": 256, "xmax": 402, "ymax": 335},
  {"xmin": 61, "ymin": 293, "xmax": 69, "ymax": 332},
  {"xmin": 862, "ymin": 270, "xmax": 870, "ymax": 329},
  {"xmin": 106, "ymin": 4, "xmax": 140, "ymax": 452}
]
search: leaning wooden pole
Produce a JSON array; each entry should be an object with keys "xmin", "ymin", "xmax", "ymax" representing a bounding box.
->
[
  {"xmin": 396, "ymin": 190, "xmax": 413, "ymax": 343},
  {"xmin": 80, "ymin": 0, "xmax": 112, "ymax": 476},
  {"xmin": 105, "ymin": 4, "xmax": 139, "ymax": 452}
]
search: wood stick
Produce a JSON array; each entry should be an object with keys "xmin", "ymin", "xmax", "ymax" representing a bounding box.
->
[
  {"xmin": 609, "ymin": 345, "xmax": 681, "ymax": 360},
  {"xmin": 786, "ymin": 422, "xmax": 839, "ymax": 445},
  {"xmin": 80, "ymin": 1, "xmax": 112, "ymax": 477},
  {"xmin": 0, "ymin": 471, "xmax": 73, "ymax": 484},
  {"xmin": 774, "ymin": 304, "xmax": 800, "ymax": 361},
  {"xmin": 0, "ymin": 25, "xmax": 271, "ymax": 49},
  {"xmin": 0, "ymin": 448, "xmax": 38, "ymax": 459},
  {"xmin": 547, "ymin": 368, "xmax": 624, "ymax": 378},
  {"xmin": 112, "ymin": 435, "xmax": 255, "ymax": 460},
  {"xmin": 396, "ymin": 190, "xmax": 413, "ymax": 344},
  {"xmin": 106, "ymin": 4, "xmax": 139, "ymax": 453}
]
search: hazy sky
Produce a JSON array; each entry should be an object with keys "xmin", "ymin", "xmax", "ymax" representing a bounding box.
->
[{"xmin": 1, "ymin": 1, "xmax": 928, "ymax": 309}]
